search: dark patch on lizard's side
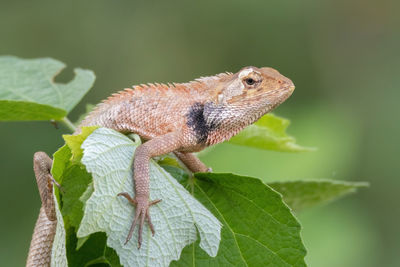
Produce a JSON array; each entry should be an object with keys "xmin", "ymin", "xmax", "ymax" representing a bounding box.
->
[
  {"xmin": 186, "ymin": 102, "xmax": 221, "ymax": 144},
  {"xmin": 186, "ymin": 102, "xmax": 208, "ymax": 143}
]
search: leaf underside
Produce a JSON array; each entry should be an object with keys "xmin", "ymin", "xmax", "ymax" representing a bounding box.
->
[
  {"xmin": 0, "ymin": 56, "xmax": 95, "ymax": 121},
  {"xmin": 51, "ymin": 188, "xmax": 68, "ymax": 267},
  {"xmin": 77, "ymin": 128, "xmax": 221, "ymax": 267}
]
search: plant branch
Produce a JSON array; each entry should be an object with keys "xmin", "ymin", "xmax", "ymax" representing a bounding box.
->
[{"xmin": 59, "ymin": 117, "xmax": 76, "ymax": 133}]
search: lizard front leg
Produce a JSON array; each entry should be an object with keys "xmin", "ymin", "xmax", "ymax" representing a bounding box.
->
[
  {"xmin": 26, "ymin": 152, "xmax": 57, "ymax": 267},
  {"xmin": 118, "ymin": 132, "xmax": 183, "ymax": 248}
]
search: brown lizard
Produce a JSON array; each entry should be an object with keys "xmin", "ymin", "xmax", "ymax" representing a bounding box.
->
[{"xmin": 27, "ymin": 66, "xmax": 295, "ymax": 266}]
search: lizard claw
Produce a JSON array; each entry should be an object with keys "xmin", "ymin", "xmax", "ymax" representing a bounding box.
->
[{"xmin": 117, "ymin": 192, "xmax": 161, "ymax": 248}]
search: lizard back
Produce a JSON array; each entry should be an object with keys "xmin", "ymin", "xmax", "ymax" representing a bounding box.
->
[{"xmin": 78, "ymin": 75, "xmax": 228, "ymax": 139}]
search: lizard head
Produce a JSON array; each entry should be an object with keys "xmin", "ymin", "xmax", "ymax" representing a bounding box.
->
[
  {"xmin": 197, "ymin": 66, "xmax": 295, "ymax": 145},
  {"xmin": 217, "ymin": 66, "xmax": 295, "ymax": 109},
  {"xmin": 187, "ymin": 66, "xmax": 295, "ymax": 146}
]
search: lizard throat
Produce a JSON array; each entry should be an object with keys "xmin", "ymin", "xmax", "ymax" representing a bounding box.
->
[{"xmin": 186, "ymin": 101, "xmax": 269, "ymax": 146}]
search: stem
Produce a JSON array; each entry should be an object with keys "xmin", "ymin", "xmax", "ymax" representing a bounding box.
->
[{"xmin": 59, "ymin": 117, "xmax": 76, "ymax": 133}]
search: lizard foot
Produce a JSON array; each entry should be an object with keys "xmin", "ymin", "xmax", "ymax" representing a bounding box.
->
[{"xmin": 117, "ymin": 192, "xmax": 161, "ymax": 248}]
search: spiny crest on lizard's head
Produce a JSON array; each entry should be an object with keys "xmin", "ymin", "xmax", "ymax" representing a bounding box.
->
[{"xmin": 211, "ymin": 66, "xmax": 295, "ymax": 107}]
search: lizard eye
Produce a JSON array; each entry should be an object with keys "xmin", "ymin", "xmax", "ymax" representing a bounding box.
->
[{"xmin": 245, "ymin": 78, "xmax": 256, "ymax": 85}]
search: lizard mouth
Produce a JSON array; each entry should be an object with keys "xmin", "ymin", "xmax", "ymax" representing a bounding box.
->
[
  {"xmin": 288, "ymin": 81, "xmax": 295, "ymax": 93},
  {"xmin": 258, "ymin": 83, "xmax": 295, "ymax": 109},
  {"xmin": 280, "ymin": 77, "xmax": 295, "ymax": 93},
  {"xmin": 279, "ymin": 83, "xmax": 295, "ymax": 101},
  {"xmin": 266, "ymin": 82, "xmax": 295, "ymax": 99}
]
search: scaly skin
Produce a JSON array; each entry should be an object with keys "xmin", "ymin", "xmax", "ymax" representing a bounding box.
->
[
  {"xmin": 27, "ymin": 152, "xmax": 56, "ymax": 267},
  {"xmin": 27, "ymin": 66, "xmax": 294, "ymax": 265}
]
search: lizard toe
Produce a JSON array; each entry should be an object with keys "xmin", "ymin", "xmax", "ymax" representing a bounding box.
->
[{"xmin": 118, "ymin": 194, "xmax": 161, "ymax": 248}]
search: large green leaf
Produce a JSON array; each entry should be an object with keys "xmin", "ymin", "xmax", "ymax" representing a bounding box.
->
[
  {"xmin": 51, "ymin": 144, "xmax": 72, "ymax": 184},
  {"xmin": 172, "ymin": 173, "xmax": 307, "ymax": 267},
  {"xmin": 66, "ymin": 231, "xmax": 122, "ymax": 267},
  {"xmin": 228, "ymin": 113, "xmax": 314, "ymax": 152},
  {"xmin": 51, "ymin": 137, "xmax": 94, "ymax": 230},
  {"xmin": 0, "ymin": 100, "xmax": 66, "ymax": 120},
  {"xmin": 0, "ymin": 56, "xmax": 95, "ymax": 121},
  {"xmin": 77, "ymin": 128, "xmax": 221, "ymax": 267},
  {"xmin": 63, "ymin": 126, "xmax": 98, "ymax": 163},
  {"xmin": 269, "ymin": 180, "xmax": 369, "ymax": 212},
  {"xmin": 60, "ymin": 164, "xmax": 92, "ymax": 229}
]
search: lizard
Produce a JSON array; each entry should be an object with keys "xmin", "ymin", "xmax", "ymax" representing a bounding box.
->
[{"xmin": 26, "ymin": 66, "xmax": 295, "ymax": 266}]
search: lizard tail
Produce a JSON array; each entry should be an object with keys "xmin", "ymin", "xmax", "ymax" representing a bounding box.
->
[
  {"xmin": 26, "ymin": 207, "xmax": 57, "ymax": 267},
  {"xmin": 26, "ymin": 152, "xmax": 57, "ymax": 267}
]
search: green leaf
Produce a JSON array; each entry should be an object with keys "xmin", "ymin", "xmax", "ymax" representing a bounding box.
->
[
  {"xmin": 62, "ymin": 129, "xmax": 98, "ymax": 228},
  {"xmin": 78, "ymin": 128, "xmax": 221, "ymax": 267},
  {"xmin": 66, "ymin": 231, "xmax": 122, "ymax": 267},
  {"xmin": 157, "ymin": 155, "xmax": 183, "ymax": 169},
  {"xmin": 0, "ymin": 100, "xmax": 66, "ymax": 120},
  {"xmin": 63, "ymin": 126, "xmax": 98, "ymax": 163},
  {"xmin": 60, "ymin": 164, "xmax": 92, "ymax": 228},
  {"xmin": 76, "ymin": 235, "xmax": 90, "ymax": 251},
  {"xmin": 51, "ymin": 188, "xmax": 68, "ymax": 266},
  {"xmin": 172, "ymin": 173, "xmax": 307, "ymax": 267},
  {"xmin": 159, "ymin": 164, "xmax": 189, "ymax": 185},
  {"xmin": 269, "ymin": 179, "xmax": 369, "ymax": 212},
  {"xmin": 158, "ymin": 155, "xmax": 189, "ymax": 184},
  {"xmin": 0, "ymin": 56, "xmax": 95, "ymax": 121},
  {"xmin": 51, "ymin": 135, "xmax": 93, "ymax": 229},
  {"xmin": 228, "ymin": 113, "xmax": 314, "ymax": 152},
  {"xmin": 51, "ymin": 144, "xmax": 72, "ymax": 184},
  {"xmin": 51, "ymin": 154, "xmax": 86, "ymax": 266}
]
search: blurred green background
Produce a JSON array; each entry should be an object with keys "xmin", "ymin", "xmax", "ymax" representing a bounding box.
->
[{"xmin": 0, "ymin": 0, "xmax": 399, "ymax": 266}]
